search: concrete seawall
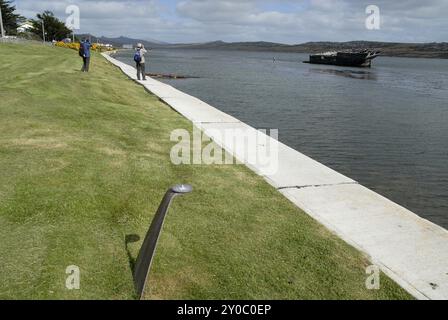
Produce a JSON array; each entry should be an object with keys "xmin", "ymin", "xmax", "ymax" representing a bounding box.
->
[{"xmin": 102, "ymin": 52, "xmax": 448, "ymax": 300}]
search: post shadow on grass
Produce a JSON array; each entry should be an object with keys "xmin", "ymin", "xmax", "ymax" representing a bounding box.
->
[
  {"xmin": 130, "ymin": 184, "xmax": 193, "ymax": 299},
  {"xmin": 125, "ymin": 234, "xmax": 141, "ymax": 272}
]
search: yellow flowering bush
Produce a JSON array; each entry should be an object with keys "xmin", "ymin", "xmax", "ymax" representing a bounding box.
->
[
  {"xmin": 55, "ymin": 41, "xmax": 80, "ymax": 50},
  {"xmin": 55, "ymin": 42, "xmax": 113, "ymax": 52}
]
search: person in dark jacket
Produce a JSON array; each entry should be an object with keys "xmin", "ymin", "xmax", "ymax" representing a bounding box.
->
[{"xmin": 81, "ymin": 39, "xmax": 91, "ymax": 72}]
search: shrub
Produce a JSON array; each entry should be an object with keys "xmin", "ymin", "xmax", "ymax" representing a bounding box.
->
[{"xmin": 54, "ymin": 41, "xmax": 114, "ymax": 52}]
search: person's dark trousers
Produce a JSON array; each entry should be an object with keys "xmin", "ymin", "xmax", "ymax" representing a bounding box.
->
[
  {"xmin": 136, "ymin": 62, "xmax": 146, "ymax": 80},
  {"xmin": 82, "ymin": 57, "xmax": 90, "ymax": 72}
]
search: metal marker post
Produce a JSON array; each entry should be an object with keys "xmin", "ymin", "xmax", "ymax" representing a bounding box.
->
[
  {"xmin": 41, "ymin": 20, "xmax": 45, "ymax": 43},
  {"xmin": 133, "ymin": 184, "xmax": 193, "ymax": 299}
]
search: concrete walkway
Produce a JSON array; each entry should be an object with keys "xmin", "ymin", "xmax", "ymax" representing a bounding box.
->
[{"xmin": 102, "ymin": 53, "xmax": 448, "ymax": 300}]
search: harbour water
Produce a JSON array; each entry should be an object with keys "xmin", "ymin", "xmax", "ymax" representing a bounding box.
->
[{"xmin": 115, "ymin": 49, "xmax": 448, "ymax": 229}]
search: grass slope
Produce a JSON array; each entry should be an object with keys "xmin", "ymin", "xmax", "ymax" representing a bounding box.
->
[{"xmin": 0, "ymin": 43, "xmax": 412, "ymax": 300}]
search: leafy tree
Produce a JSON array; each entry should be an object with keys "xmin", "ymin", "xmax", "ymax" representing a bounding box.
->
[
  {"xmin": 0, "ymin": 0, "xmax": 25, "ymax": 35},
  {"xmin": 31, "ymin": 11, "xmax": 71, "ymax": 41}
]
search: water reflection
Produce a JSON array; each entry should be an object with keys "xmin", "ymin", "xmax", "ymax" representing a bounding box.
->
[{"xmin": 310, "ymin": 68, "xmax": 378, "ymax": 80}]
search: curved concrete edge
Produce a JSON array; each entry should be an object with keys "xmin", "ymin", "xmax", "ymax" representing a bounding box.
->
[
  {"xmin": 101, "ymin": 52, "xmax": 448, "ymax": 300},
  {"xmin": 198, "ymin": 122, "xmax": 355, "ymax": 187},
  {"xmin": 280, "ymin": 185, "xmax": 448, "ymax": 300}
]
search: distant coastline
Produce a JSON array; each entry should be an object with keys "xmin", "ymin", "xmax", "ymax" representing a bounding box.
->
[
  {"xmin": 86, "ymin": 35, "xmax": 448, "ymax": 59},
  {"xmin": 164, "ymin": 40, "xmax": 448, "ymax": 59}
]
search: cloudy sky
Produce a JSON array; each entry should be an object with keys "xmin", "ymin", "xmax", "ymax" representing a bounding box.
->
[{"xmin": 13, "ymin": 0, "xmax": 448, "ymax": 44}]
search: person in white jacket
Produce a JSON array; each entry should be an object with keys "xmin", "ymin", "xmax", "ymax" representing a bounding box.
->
[{"xmin": 135, "ymin": 43, "xmax": 148, "ymax": 81}]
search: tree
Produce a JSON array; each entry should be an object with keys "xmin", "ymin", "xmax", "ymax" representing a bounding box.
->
[
  {"xmin": 0, "ymin": 0, "xmax": 25, "ymax": 35},
  {"xmin": 31, "ymin": 11, "xmax": 71, "ymax": 41}
]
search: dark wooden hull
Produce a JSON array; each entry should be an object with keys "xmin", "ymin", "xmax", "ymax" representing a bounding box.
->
[{"xmin": 305, "ymin": 51, "xmax": 380, "ymax": 68}]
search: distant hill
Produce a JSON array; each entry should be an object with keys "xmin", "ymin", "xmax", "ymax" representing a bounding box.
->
[
  {"xmin": 75, "ymin": 34, "xmax": 168, "ymax": 48},
  {"xmin": 167, "ymin": 40, "xmax": 288, "ymax": 50},
  {"xmin": 74, "ymin": 35, "xmax": 448, "ymax": 58},
  {"xmin": 97, "ymin": 36, "xmax": 168, "ymax": 48},
  {"xmin": 166, "ymin": 40, "xmax": 448, "ymax": 59}
]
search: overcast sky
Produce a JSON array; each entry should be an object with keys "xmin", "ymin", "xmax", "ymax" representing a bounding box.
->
[{"xmin": 13, "ymin": 0, "xmax": 448, "ymax": 44}]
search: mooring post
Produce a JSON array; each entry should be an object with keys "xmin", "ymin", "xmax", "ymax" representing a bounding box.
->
[{"xmin": 133, "ymin": 184, "xmax": 193, "ymax": 299}]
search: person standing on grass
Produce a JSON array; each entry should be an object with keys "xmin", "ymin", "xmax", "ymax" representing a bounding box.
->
[
  {"xmin": 134, "ymin": 43, "xmax": 147, "ymax": 81},
  {"xmin": 80, "ymin": 39, "xmax": 91, "ymax": 72}
]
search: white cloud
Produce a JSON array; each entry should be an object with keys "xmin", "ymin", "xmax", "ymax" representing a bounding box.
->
[{"xmin": 13, "ymin": 0, "xmax": 448, "ymax": 43}]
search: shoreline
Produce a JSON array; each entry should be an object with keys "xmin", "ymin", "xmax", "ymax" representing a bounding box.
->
[
  {"xmin": 113, "ymin": 47, "xmax": 448, "ymax": 61},
  {"xmin": 102, "ymin": 52, "xmax": 448, "ymax": 300},
  {"xmin": 164, "ymin": 47, "xmax": 448, "ymax": 60}
]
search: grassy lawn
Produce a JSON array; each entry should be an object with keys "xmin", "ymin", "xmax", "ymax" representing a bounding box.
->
[{"xmin": 0, "ymin": 43, "xmax": 412, "ymax": 300}]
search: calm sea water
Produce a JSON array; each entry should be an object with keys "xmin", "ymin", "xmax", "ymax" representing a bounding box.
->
[{"xmin": 115, "ymin": 49, "xmax": 448, "ymax": 229}]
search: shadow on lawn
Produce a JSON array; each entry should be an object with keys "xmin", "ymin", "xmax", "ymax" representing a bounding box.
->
[{"xmin": 125, "ymin": 234, "xmax": 141, "ymax": 273}]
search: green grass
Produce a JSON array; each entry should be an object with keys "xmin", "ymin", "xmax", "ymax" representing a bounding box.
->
[{"xmin": 0, "ymin": 43, "xmax": 412, "ymax": 300}]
